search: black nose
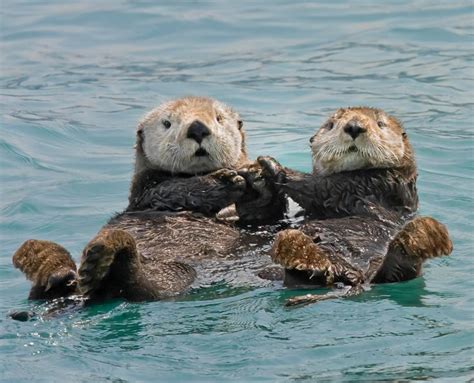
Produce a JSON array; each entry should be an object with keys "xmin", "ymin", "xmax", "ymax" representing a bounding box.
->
[
  {"xmin": 343, "ymin": 120, "xmax": 366, "ymax": 140},
  {"xmin": 187, "ymin": 120, "xmax": 211, "ymax": 144}
]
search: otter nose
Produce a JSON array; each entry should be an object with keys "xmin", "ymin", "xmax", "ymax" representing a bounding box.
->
[
  {"xmin": 343, "ymin": 120, "xmax": 366, "ymax": 140},
  {"xmin": 187, "ymin": 120, "xmax": 211, "ymax": 144}
]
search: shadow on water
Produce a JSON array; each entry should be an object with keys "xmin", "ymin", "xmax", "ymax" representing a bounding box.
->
[{"xmin": 76, "ymin": 302, "xmax": 145, "ymax": 351}]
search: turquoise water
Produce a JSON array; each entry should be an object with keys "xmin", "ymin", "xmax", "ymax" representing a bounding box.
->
[{"xmin": 1, "ymin": 1, "xmax": 473, "ymax": 381}]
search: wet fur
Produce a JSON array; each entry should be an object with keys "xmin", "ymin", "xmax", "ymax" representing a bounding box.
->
[
  {"xmin": 12, "ymin": 97, "xmax": 282, "ymax": 305},
  {"xmin": 259, "ymin": 107, "xmax": 452, "ymax": 304},
  {"xmin": 12, "ymin": 240, "xmax": 77, "ymax": 299}
]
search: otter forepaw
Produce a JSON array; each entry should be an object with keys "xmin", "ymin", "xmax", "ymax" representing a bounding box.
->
[
  {"xmin": 238, "ymin": 162, "xmax": 274, "ymax": 206},
  {"xmin": 218, "ymin": 169, "xmax": 247, "ymax": 204},
  {"xmin": 272, "ymin": 229, "xmax": 334, "ymax": 283},
  {"xmin": 235, "ymin": 161, "xmax": 287, "ymax": 222},
  {"xmin": 257, "ymin": 156, "xmax": 286, "ymax": 183},
  {"xmin": 211, "ymin": 169, "xmax": 245, "ymax": 189}
]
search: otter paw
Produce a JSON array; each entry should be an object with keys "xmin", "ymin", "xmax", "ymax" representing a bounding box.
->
[
  {"xmin": 257, "ymin": 156, "xmax": 286, "ymax": 182},
  {"xmin": 236, "ymin": 161, "xmax": 287, "ymax": 222},
  {"xmin": 272, "ymin": 229, "xmax": 334, "ymax": 283},
  {"xmin": 211, "ymin": 169, "xmax": 246, "ymax": 191},
  {"xmin": 215, "ymin": 204, "xmax": 239, "ymax": 222},
  {"xmin": 395, "ymin": 216, "xmax": 453, "ymax": 259},
  {"xmin": 238, "ymin": 162, "xmax": 273, "ymax": 206},
  {"xmin": 12, "ymin": 239, "xmax": 78, "ymax": 299},
  {"xmin": 78, "ymin": 241, "xmax": 115, "ymax": 296},
  {"xmin": 78, "ymin": 230, "xmax": 139, "ymax": 298}
]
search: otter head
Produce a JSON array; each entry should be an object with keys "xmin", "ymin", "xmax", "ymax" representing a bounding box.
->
[
  {"xmin": 135, "ymin": 96, "xmax": 247, "ymax": 175},
  {"xmin": 310, "ymin": 107, "xmax": 415, "ymax": 175}
]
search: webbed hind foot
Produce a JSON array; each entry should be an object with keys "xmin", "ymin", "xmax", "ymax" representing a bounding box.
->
[
  {"xmin": 373, "ymin": 216, "xmax": 453, "ymax": 283},
  {"xmin": 78, "ymin": 229, "xmax": 139, "ymax": 299},
  {"xmin": 12, "ymin": 239, "xmax": 78, "ymax": 300},
  {"xmin": 272, "ymin": 229, "xmax": 334, "ymax": 283},
  {"xmin": 393, "ymin": 216, "xmax": 453, "ymax": 260},
  {"xmin": 272, "ymin": 229, "xmax": 364, "ymax": 287}
]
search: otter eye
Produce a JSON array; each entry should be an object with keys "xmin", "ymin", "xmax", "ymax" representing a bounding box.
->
[
  {"xmin": 216, "ymin": 114, "xmax": 223, "ymax": 124},
  {"xmin": 237, "ymin": 120, "xmax": 243, "ymax": 130},
  {"xmin": 162, "ymin": 119, "xmax": 171, "ymax": 129},
  {"xmin": 325, "ymin": 121, "xmax": 334, "ymax": 131},
  {"xmin": 377, "ymin": 120, "xmax": 385, "ymax": 128}
]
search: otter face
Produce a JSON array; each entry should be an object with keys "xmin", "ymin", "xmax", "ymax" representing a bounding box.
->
[
  {"xmin": 137, "ymin": 97, "xmax": 245, "ymax": 174},
  {"xmin": 310, "ymin": 107, "xmax": 408, "ymax": 174}
]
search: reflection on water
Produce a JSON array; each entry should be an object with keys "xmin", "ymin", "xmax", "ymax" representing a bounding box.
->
[{"xmin": 1, "ymin": 0, "xmax": 473, "ymax": 381}]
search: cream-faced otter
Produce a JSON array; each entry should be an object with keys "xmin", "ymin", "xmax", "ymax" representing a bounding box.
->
[
  {"xmin": 252, "ymin": 107, "xmax": 453, "ymax": 305},
  {"xmin": 12, "ymin": 97, "xmax": 285, "ymax": 306}
]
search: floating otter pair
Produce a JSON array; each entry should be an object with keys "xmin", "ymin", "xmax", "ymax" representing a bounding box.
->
[
  {"xmin": 250, "ymin": 107, "xmax": 452, "ymax": 305},
  {"xmin": 12, "ymin": 96, "xmax": 286, "ymax": 307},
  {"xmin": 12, "ymin": 100, "xmax": 452, "ymax": 310}
]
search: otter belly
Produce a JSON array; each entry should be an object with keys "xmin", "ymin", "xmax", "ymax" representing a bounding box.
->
[
  {"xmin": 274, "ymin": 213, "xmax": 408, "ymax": 288},
  {"xmin": 104, "ymin": 211, "xmax": 278, "ymax": 290},
  {"xmin": 107, "ymin": 211, "xmax": 240, "ymax": 262}
]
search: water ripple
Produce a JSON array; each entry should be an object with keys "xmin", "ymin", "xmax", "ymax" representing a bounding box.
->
[{"xmin": 1, "ymin": 0, "xmax": 473, "ymax": 381}]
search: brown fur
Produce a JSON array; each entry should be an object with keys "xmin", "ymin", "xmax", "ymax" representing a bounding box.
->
[
  {"xmin": 12, "ymin": 240, "xmax": 77, "ymax": 299},
  {"xmin": 252, "ymin": 107, "xmax": 452, "ymax": 305},
  {"xmin": 12, "ymin": 97, "xmax": 278, "ymax": 305}
]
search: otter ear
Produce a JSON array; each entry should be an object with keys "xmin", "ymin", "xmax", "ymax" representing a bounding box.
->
[
  {"xmin": 136, "ymin": 123, "xmax": 145, "ymax": 148},
  {"xmin": 137, "ymin": 121, "xmax": 145, "ymax": 137},
  {"xmin": 237, "ymin": 120, "xmax": 243, "ymax": 130}
]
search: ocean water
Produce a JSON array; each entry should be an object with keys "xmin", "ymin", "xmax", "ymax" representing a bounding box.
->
[{"xmin": 1, "ymin": 1, "xmax": 473, "ymax": 381}]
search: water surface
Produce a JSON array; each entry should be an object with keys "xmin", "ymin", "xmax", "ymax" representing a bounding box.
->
[{"xmin": 1, "ymin": 1, "xmax": 473, "ymax": 381}]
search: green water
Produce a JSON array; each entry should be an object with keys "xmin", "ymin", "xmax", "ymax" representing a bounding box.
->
[{"xmin": 1, "ymin": 1, "xmax": 473, "ymax": 381}]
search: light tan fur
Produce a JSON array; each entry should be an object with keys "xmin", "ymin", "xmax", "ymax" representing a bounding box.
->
[
  {"xmin": 392, "ymin": 217, "xmax": 453, "ymax": 259},
  {"xmin": 12, "ymin": 240, "xmax": 77, "ymax": 288},
  {"xmin": 134, "ymin": 96, "xmax": 247, "ymax": 176},
  {"xmin": 311, "ymin": 107, "xmax": 413, "ymax": 175}
]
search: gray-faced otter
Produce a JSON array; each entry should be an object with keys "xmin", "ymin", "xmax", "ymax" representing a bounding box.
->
[
  {"xmin": 12, "ymin": 96, "xmax": 285, "ymax": 305},
  {"xmin": 252, "ymin": 107, "xmax": 453, "ymax": 305}
]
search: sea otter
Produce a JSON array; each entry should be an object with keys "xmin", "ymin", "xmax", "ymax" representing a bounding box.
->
[
  {"xmin": 12, "ymin": 96, "xmax": 285, "ymax": 305},
  {"xmin": 252, "ymin": 107, "xmax": 453, "ymax": 305}
]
